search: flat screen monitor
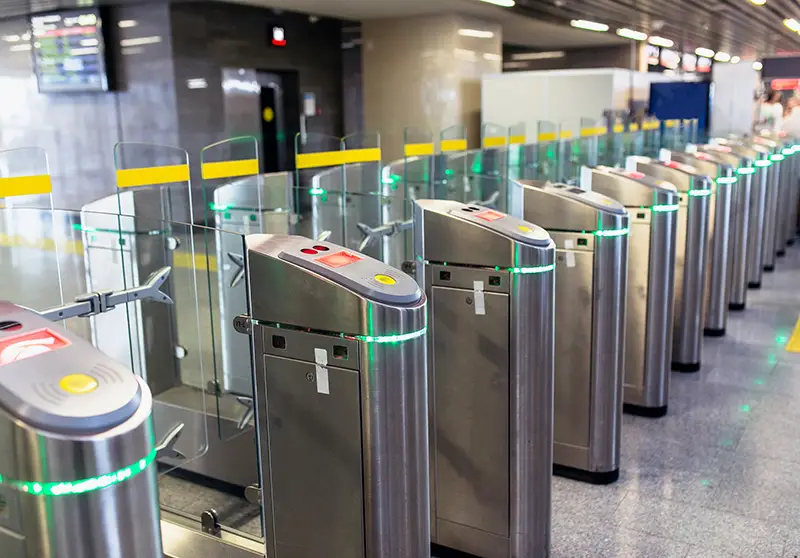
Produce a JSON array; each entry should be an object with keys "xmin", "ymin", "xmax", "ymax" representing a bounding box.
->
[{"xmin": 30, "ymin": 8, "xmax": 109, "ymax": 93}]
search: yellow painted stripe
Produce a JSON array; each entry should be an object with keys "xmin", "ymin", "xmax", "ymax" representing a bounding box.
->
[
  {"xmin": 482, "ymin": 136, "xmax": 506, "ymax": 148},
  {"xmin": 537, "ymin": 132, "xmax": 557, "ymax": 142},
  {"xmin": 630, "ymin": 123, "xmax": 640, "ymax": 132},
  {"xmin": 0, "ymin": 233, "xmax": 217, "ymax": 272},
  {"xmin": 441, "ymin": 139, "xmax": 468, "ymax": 152},
  {"xmin": 116, "ymin": 165, "xmax": 190, "ymax": 189},
  {"xmin": 559, "ymin": 130, "xmax": 573, "ymax": 140},
  {"xmin": 509, "ymin": 135, "xmax": 526, "ymax": 145},
  {"xmin": 787, "ymin": 314, "xmax": 800, "ymax": 352},
  {"xmin": 613, "ymin": 124, "xmax": 625, "ymax": 133},
  {"xmin": 342, "ymin": 147, "xmax": 382, "ymax": 164},
  {"xmin": 296, "ymin": 150, "xmax": 345, "ymax": 169},
  {"xmin": 665, "ymin": 120, "xmax": 678, "ymax": 128},
  {"xmin": 0, "ymin": 175, "xmax": 52, "ymax": 197},
  {"xmin": 580, "ymin": 126, "xmax": 607, "ymax": 137},
  {"xmin": 201, "ymin": 159, "xmax": 259, "ymax": 180},
  {"xmin": 404, "ymin": 143, "xmax": 435, "ymax": 157}
]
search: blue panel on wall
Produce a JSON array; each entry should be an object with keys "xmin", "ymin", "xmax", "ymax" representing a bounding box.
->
[{"xmin": 649, "ymin": 81, "xmax": 710, "ymax": 133}]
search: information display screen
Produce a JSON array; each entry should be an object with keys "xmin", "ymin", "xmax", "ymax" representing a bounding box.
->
[{"xmin": 31, "ymin": 9, "xmax": 109, "ymax": 93}]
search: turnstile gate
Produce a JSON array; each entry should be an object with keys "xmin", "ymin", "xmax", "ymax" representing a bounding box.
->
[
  {"xmin": 695, "ymin": 145, "xmax": 753, "ymax": 311},
  {"xmin": 669, "ymin": 151, "xmax": 735, "ymax": 336},
  {"xmin": 512, "ymin": 180, "xmax": 628, "ymax": 483},
  {"xmin": 741, "ymin": 137, "xmax": 782, "ymax": 271},
  {"xmin": 0, "ymin": 302, "xmax": 161, "ymax": 558},
  {"xmin": 626, "ymin": 157, "xmax": 711, "ymax": 372},
  {"xmin": 581, "ymin": 167, "xmax": 678, "ymax": 417},
  {"xmin": 243, "ymin": 235, "xmax": 429, "ymax": 558},
  {"xmin": 413, "ymin": 199, "xmax": 555, "ymax": 557}
]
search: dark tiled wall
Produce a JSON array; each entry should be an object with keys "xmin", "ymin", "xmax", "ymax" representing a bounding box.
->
[
  {"xmin": 504, "ymin": 44, "xmax": 638, "ymax": 72},
  {"xmin": 169, "ymin": 3, "xmax": 345, "ymax": 188},
  {"xmin": 0, "ymin": 4, "xmax": 179, "ymax": 210}
]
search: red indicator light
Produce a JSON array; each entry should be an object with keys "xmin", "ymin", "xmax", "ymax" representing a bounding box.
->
[
  {"xmin": 625, "ymin": 171, "xmax": 645, "ymax": 179},
  {"xmin": 313, "ymin": 245, "xmax": 330, "ymax": 252},
  {"xmin": 696, "ymin": 153, "xmax": 711, "ymax": 160},
  {"xmin": 316, "ymin": 250, "xmax": 362, "ymax": 268},
  {"xmin": 716, "ymin": 145, "xmax": 732, "ymax": 152},
  {"xmin": 0, "ymin": 328, "xmax": 70, "ymax": 366},
  {"xmin": 665, "ymin": 161, "xmax": 680, "ymax": 169},
  {"xmin": 474, "ymin": 209, "xmax": 505, "ymax": 222},
  {"xmin": 301, "ymin": 248, "xmax": 318, "ymax": 255}
]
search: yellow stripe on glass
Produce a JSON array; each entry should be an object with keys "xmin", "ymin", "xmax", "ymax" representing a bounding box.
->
[
  {"xmin": 787, "ymin": 314, "xmax": 800, "ymax": 353},
  {"xmin": 116, "ymin": 164, "xmax": 190, "ymax": 189},
  {"xmin": 509, "ymin": 135, "xmax": 526, "ymax": 145},
  {"xmin": 201, "ymin": 159, "xmax": 259, "ymax": 180},
  {"xmin": 665, "ymin": 120, "xmax": 678, "ymax": 128},
  {"xmin": 559, "ymin": 131, "xmax": 573, "ymax": 140},
  {"xmin": 482, "ymin": 136, "xmax": 506, "ymax": 148},
  {"xmin": 0, "ymin": 174, "xmax": 52, "ymax": 197},
  {"xmin": 342, "ymin": 148, "xmax": 382, "ymax": 164},
  {"xmin": 537, "ymin": 132, "xmax": 557, "ymax": 142},
  {"xmin": 613, "ymin": 124, "xmax": 625, "ymax": 133},
  {"xmin": 296, "ymin": 151, "xmax": 345, "ymax": 169},
  {"xmin": 630, "ymin": 123, "xmax": 640, "ymax": 132},
  {"xmin": 404, "ymin": 143, "xmax": 435, "ymax": 157},
  {"xmin": 580, "ymin": 127, "xmax": 607, "ymax": 137},
  {"xmin": 441, "ymin": 139, "xmax": 468, "ymax": 152}
]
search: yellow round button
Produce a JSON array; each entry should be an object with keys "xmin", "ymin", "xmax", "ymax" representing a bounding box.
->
[
  {"xmin": 374, "ymin": 274, "xmax": 397, "ymax": 285},
  {"xmin": 518, "ymin": 225, "xmax": 532, "ymax": 233},
  {"xmin": 59, "ymin": 374, "xmax": 98, "ymax": 395}
]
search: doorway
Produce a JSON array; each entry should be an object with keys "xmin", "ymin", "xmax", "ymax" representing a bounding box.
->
[{"xmin": 257, "ymin": 70, "xmax": 300, "ymax": 173}]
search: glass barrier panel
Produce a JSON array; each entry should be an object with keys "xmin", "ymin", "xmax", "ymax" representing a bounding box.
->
[
  {"xmin": 342, "ymin": 132, "xmax": 383, "ymax": 261},
  {"xmin": 294, "ymin": 132, "xmax": 344, "ymax": 246},
  {"xmin": 402, "ymin": 126, "xmax": 434, "ymax": 200},
  {"xmin": 558, "ymin": 120, "xmax": 581, "ymax": 184},
  {"xmin": 643, "ymin": 118, "xmax": 662, "ymax": 158},
  {"xmin": 507, "ymin": 123, "xmax": 526, "ymax": 181},
  {"xmin": 478, "ymin": 123, "xmax": 509, "ymax": 211},
  {"xmin": 534, "ymin": 121, "xmax": 558, "ymax": 181},
  {"xmin": 435, "ymin": 124, "xmax": 469, "ymax": 202},
  {"xmin": 608, "ymin": 118, "xmax": 627, "ymax": 167}
]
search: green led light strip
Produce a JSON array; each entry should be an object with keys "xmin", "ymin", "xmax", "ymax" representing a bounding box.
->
[
  {"xmin": 508, "ymin": 264, "xmax": 555, "ymax": 274},
  {"xmin": 595, "ymin": 227, "xmax": 630, "ymax": 237},
  {"xmin": 688, "ymin": 189, "xmax": 713, "ymax": 197},
  {"xmin": 770, "ymin": 154, "xmax": 785, "ymax": 162},
  {"xmin": 309, "ymin": 187, "xmax": 326, "ymax": 196},
  {"xmin": 0, "ymin": 449, "xmax": 157, "ymax": 497},
  {"xmin": 652, "ymin": 204, "xmax": 680, "ymax": 212},
  {"xmin": 782, "ymin": 148, "xmax": 794, "ymax": 156},
  {"xmin": 737, "ymin": 167, "xmax": 756, "ymax": 175},
  {"xmin": 354, "ymin": 327, "xmax": 427, "ymax": 344},
  {"xmin": 755, "ymin": 160, "xmax": 772, "ymax": 167},
  {"xmin": 716, "ymin": 177, "xmax": 737, "ymax": 185}
]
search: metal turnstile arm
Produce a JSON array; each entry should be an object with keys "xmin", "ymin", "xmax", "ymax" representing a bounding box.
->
[
  {"xmin": 356, "ymin": 219, "xmax": 413, "ymax": 252},
  {"xmin": 38, "ymin": 267, "xmax": 174, "ymax": 322}
]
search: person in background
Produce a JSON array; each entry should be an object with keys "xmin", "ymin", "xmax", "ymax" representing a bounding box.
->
[
  {"xmin": 783, "ymin": 97, "xmax": 800, "ymax": 140},
  {"xmin": 759, "ymin": 90, "xmax": 784, "ymax": 132}
]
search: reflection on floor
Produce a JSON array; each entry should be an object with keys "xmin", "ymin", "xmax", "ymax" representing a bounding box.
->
[{"xmin": 548, "ymin": 246, "xmax": 800, "ymax": 558}]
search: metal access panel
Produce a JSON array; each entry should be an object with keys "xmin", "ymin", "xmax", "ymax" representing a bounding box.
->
[
  {"xmin": 0, "ymin": 302, "xmax": 161, "ymax": 558},
  {"xmin": 626, "ymin": 158, "xmax": 711, "ymax": 372},
  {"xmin": 510, "ymin": 181, "xmax": 628, "ymax": 484},
  {"xmin": 246, "ymin": 234, "xmax": 428, "ymax": 558},
  {"xmin": 414, "ymin": 199, "xmax": 555, "ymax": 557},
  {"xmin": 581, "ymin": 167, "xmax": 678, "ymax": 415}
]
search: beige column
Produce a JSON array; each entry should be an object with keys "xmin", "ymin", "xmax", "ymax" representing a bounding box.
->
[{"xmin": 362, "ymin": 14, "xmax": 502, "ymax": 161}]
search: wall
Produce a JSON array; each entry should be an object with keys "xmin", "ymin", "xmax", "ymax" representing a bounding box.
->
[
  {"xmin": 169, "ymin": 3, "xmax": 345, "ymax": 181},
  {"xmin": 0, "ymin": 4, "xmax": 179, "ymax": 210},
  {"xmin": 362, "ymin": 14, "xmax": 502, "ymax": 161},
  {"xmin": 711, "ymin": 63, "xmax": 759, "ymax": 135}
]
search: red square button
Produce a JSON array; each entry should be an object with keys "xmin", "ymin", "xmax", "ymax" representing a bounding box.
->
[
  {"xmin": 474, "ymin": 209, "xmax": 505, "ymax": 222},
  {"xmin": 315, "ymin": 250, "xmax": 362, "ymax": 268},
  {"xmin": 0, "ymin": 328, "xmax": 71, "ymax": 367}
]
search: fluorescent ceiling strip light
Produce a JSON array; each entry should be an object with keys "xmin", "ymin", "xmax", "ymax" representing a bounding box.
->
[
  {"xmin": 511, "ymin": 51, "xmax": 565, "ymax": 61},
  {"xmin": 617, "ymin": 28, "xmax": 647, "ymax": 41},
  {"xmin": 570, "ymin": 19, "xmax": 609, "ymax": 32},
  {"xmin": 695, "ymin": 47, "xmax": 715, "ymax": 57},
  {"xmin": 458, "ymin": 28, "xmax": 495, "ymax": 39},
  {"xmin": 714, "ymin": 52, "xmax": 731, "ymax": 62},
  {"xmin": 479, "ymin": 0, "xmax": 515, "ymax": 6},
  {"xmin": 648, "ymin": 36, "xmax": 674, "ymax": 48}
]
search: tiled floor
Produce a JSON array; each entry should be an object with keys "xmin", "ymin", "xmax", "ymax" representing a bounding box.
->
[{"xmin": 550, "ymin": 245, "xmax": 800, "ymax": 558}]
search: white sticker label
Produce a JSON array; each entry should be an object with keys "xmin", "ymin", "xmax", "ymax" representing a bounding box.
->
[
  {"xmin": 242, "ymin": 214, "xmax": 252, "ymax": 235},
  {"xmin": 314, "ymin": 348, "xmax": 329, "ymax": 395},
  {"xmin": 564, "ymin": 239, "xmax": 576, "ymax": 268},
  {"xmin": 658, "ymin": 148, "xmax": 672, "ymax": 163},
  {"xmin": 473, "ymin": 280, "xmax": 486, "ymax": 315},
  {"xmin": 579, "ymin": 166, "xmax": 593, "ymax": 191}
]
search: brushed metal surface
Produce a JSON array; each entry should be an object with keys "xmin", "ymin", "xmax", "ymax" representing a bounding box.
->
[
  {"xmin": 161, "ymin": 515, "xmax": 264, "ymax": 558},
  {"xmin": 432, "ymin": 285, "xmax": 510, "ymax": 538},
  {"xmin": 415, "ymin": 199, "xmax": 554, "ymax": 557},
  {"xmin": 249, "ymin": 237, "xmax": 429, "ymax": 558},
  {"xmin": 762, "ymin": 163, "xmax": 781, "ymax": 268},
  {"xmin": 1, "ymin": 377, "xmax": 161, "ymax": 558}
]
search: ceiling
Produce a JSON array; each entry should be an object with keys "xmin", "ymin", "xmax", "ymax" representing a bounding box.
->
[{"xmin": 0, "ymin": 0, "xmax": 797, "ymax": 56}]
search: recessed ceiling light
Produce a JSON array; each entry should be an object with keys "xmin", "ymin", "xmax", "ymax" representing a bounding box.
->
[
  {"xmin": 731, "ymin": 56, "xmax": 741, "ymax": 63},
  {"xmin": 458, "ymin": 29, "xmax": 495, "ymax": 38},
  {"xmin": 753, "ymin": 61, "xmax": 763, "ymax": 70},
  {"xmin": 570, "ymin": 19, "xmax": 609, "ymax": 32},
  {"xmin": 616, "ymin": 28, "xmax": 647, "ymax": 41},
  {"xmin": 714, "ymin": 51, "xmax": 731, "ymax": 62},
  {"xmin": 118, "ymin": 20, "xmax": 138, "ymax": 28},
  {"xmin": 511, "ymin": 50, "xmax": 566, "ymax": 60},
  {"xmin": 784, "ymin": 18, "xmax": 800, "ymax": 32},
  {"xmin": 695, "ymin": 47, "xmax": 715, "ymax": 57},
  {"xmin": 749, "ymin": 0, "xmax": 766, "ymax": 5},
  {"xmin": 648, "ymin": 36, "xmax": 674, "ymax": 48},
  {"xmin": 479, "ymin": 0, "xmax": 515, "ymax": 6}
]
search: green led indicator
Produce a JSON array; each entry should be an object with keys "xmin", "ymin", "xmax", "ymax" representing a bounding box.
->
[
  {"xmin": 770, "ymin": 154, "xmax": 785, "ymax": 162},
  {"xmin": 355, "ymin": 327, "xmax": 427, "ymax": 344},
  {"xmin": 309, "ymin": 187, "xmax": 325, "ymax": 196},
  {"xmin": 209, "ymin": 202, "xmax": 230, "ymax": 211},
  {"xmin": 716, "ymin": 177, "xmax": 737, "ymax": 185},
  {"xmin": 652, "ymin": 204, "xmax": 679, "ymax": 212},
  {"xmin": 754, "ymin": 160, "xmax": 771, "ymax": 167},
  {"xmin": 688, "ymin": 189, "xmax": 713, "ymax": 197},
  {"xmin": 781, "ymin": 148, "xmax": 794, "ymax": 155},
  {"xmin": 736, "ymin": 167, "xmax": 756, "ymax": 175},
  {"xmin": 508, "ymin": 264, "xmax": 555, "ymax": 274},
  {"xmin": 3, "ymin": 449, "xmax": 156, "ymax": 497},
  {"xmin": 595, "ymin": 227, "xmax": 629, "ymax": 238}
]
